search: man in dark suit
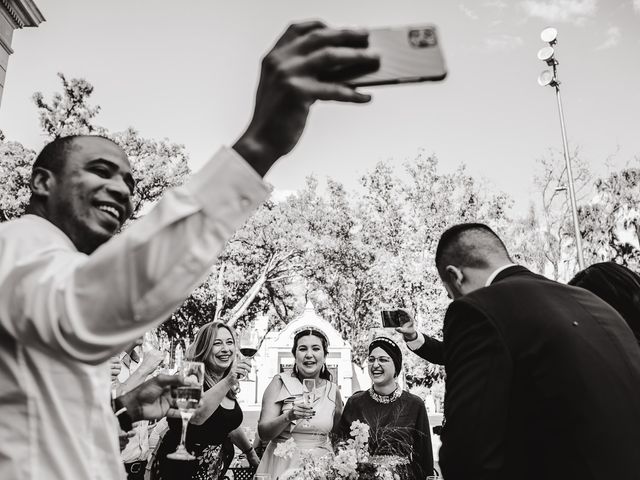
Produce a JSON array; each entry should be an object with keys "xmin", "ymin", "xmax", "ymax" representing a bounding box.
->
[{"xmin": 418, "ymin": 223, "xmax": 640, "ymax": 480}]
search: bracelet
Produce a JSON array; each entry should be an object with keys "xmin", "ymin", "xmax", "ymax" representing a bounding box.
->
[
  {"xmin": 405, "ymin": 331, "xmax": 419, "ymax": 342},
  {"xmin": 113, "ymin": 397, "xmax": 133, "ymax": 432}
]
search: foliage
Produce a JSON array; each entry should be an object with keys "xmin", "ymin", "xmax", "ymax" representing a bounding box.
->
[
  {"xmin": 302, "ymin": 152, "xmax": 513, "ymax": 382},
  {"xmin": 579, "ymin": 166, "xmax": 640, "ymax": 270},
  {"xmin": 32, "ymin": 73, "xmax": 102, "ymax": 139},
  {"xmin": 0, "ymin": 140, "xmax": 35, "ymax": 222}
]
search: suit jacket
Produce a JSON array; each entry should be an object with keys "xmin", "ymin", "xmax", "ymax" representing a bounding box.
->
[
  {"xmin": 439, "ymin": 266, "xmax": 640, "ymax": 480},
  {"xmin": 412, "ymin": 333, "xmax": 444, "ymax": 365}
]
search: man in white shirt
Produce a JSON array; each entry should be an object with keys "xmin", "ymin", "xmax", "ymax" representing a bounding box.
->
[
  {"xmin": 0, "ymin": 21, "xmax": 379, "ymax": 480},
  {"xmin": 114, "ymin": 343, "xmax": 164, "ymax": 479}
]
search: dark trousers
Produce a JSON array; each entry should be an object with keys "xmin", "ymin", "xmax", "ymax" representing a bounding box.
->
[{"xmin": 124, "ymin": 460, "xmax": 147, "ymax": 480}]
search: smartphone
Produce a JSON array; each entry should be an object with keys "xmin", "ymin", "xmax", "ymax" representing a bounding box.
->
[
  {"xmin": 381, "ymin": 310, "xmax": 411, "ymax": 328},
  {"xmin": 345, "ymin": 25, "xmax": 447, "ymax": 87}
]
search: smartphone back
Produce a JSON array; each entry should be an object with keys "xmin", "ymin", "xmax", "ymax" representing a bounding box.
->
[{"xmin": 347, "ymin": 25, "xmax": 447, "ymax": 87}]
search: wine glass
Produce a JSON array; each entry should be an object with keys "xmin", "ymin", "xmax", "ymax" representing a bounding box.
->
[
  {"xmin": 301, "ymin": 379, "xmax": 316, "ymax": 428},
  {"xmin": 166, "ymin": 361, "xmax": 205, "ymax": 460},
  {"xmin": 238, "ymin": 329, "xmax": 259, "ymax": 381}
]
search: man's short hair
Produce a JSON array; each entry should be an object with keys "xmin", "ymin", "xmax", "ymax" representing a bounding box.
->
[
  {"xmin": 435, "ymin": 223, "xmax": 511, "ymax": 277},
  {"xmin": 32, "ymin": 134, "xmax": 118, "ymax": 175}
]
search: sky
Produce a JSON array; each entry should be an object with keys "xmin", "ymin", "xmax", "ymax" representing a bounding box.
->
[{"xmin": 1, "ymin": 0, "xmax": 639, "ymax": 215}]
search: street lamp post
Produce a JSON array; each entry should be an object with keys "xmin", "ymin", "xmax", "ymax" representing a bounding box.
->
[{"xmin": 537, "ymin": 27, "xmax": 585, "ymax": 270}]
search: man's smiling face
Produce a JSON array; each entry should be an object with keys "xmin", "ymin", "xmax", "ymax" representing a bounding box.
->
[{"xmin": 44, "ymin": 136, "xmax": 134, "ymax": 253}]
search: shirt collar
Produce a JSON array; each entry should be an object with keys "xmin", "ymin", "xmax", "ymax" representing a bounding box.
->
[{"xmin": 485, "ymin": 263, "xmax": 518, "ymax": 287}]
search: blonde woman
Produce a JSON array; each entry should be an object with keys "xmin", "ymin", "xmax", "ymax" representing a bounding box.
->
[{"xmin": 151, "ymin": 322, "xmax": 257, "ymax": 480}]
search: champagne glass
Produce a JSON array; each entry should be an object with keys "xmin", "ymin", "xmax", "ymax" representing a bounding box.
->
[
  {"xmin": 239, "ymin": 329, "xmax": 259, "ymax": 381},
  {"xmin": 166, "ymin": 361, "xmax": 204, "ymax": 460},
  {"xmin": 301, "ymin": 379, "xmax": 316, "ymax": 428}
]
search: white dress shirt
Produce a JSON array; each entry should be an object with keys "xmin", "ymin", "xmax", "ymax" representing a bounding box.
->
[{"xmin": 0, "ymin": 147, "xmax": 270, "ymax": 480}]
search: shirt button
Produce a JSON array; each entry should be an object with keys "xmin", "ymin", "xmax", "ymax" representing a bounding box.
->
[
  {"xmin": 572, "ymin": 321, "xmax": 579, "ymax": 327},
  {"xmin": 240, "ymin": 197, "xmax": 251, "ymax": 209}
]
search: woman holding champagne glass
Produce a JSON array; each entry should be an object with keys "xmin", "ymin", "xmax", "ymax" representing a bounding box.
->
[
  {"xmin": 255, "ymin": 326, "xmax": 342, "ymax": 480},
  {"xmin": 150, "ymin": 321, "xmax": 257, "ymax": 480}
]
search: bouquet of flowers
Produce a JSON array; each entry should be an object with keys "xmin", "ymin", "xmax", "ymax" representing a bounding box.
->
[{"xmin": 274, "ymin": 421, "xmax": 407, "ymax": 480}]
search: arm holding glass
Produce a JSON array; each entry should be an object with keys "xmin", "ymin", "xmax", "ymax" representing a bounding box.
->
[
  {"xmin": 116, "ymin": 374, "xmax": 186, "ymax": 424},
  {"xmin": 257, "ymin": 376, "xmax": 315, "ymax": 441},
  {"xmin": 114, "ymin": 348, "xmax": 165, "ymax": 396}
]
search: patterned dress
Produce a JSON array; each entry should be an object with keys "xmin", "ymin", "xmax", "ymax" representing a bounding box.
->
[{"xmin": 150, "ymin": 395, "xmax": 242, "ymax": 480}]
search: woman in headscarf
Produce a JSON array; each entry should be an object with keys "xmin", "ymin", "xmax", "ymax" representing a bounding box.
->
[
  {"xmin": 255, "ymin": 326, "xmax": 342, "ymax": 479},
  {"xmin": 337, "ymin": 337, "xmax": 434, "ymax": 480}
]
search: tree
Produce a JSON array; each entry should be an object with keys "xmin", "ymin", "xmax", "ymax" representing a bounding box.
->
[
  {"xmin": 32, "ymin": 73, "xmax": 102, "ymax": 139},
  {"xmin": 301, "ymin": 151, "xmax": 515, "ymax": 382},
  {"xmin": 0, "ymin": 140, "xmax": 35, "ymax": 222},
  {"xmin": 160, "ymin": 193, "xmax": 315, "ymax": 348},
  {"xmin": 579, "ymin": 166, "xmax": 640, "ymax": 270},
  {"xmin": 533, "ymin": 147, "xmax": 592, "ymax": 280}
]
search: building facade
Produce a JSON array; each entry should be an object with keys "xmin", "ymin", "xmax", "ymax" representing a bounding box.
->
[{"xmin": 0, "ymin": 0, "xmax": 44, "ymax": 106}]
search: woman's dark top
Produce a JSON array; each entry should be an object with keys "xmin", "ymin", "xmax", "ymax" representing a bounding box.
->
[
  {"xmin": 151, "ymin": 396, "xmax": 242, "ymax": 480},
  {"xmin": 337, "ymin": 389, "xmax": 434, "ymax": 480}
]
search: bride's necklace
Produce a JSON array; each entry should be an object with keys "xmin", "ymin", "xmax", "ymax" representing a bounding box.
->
[{"xmin": 369, "ymin": 385, "xmax": 402, "ymax": 404}]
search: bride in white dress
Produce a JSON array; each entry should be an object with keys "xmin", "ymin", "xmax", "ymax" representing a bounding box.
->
[{"xmin": 255, "ymin": 326, "xmax": 342, "ymax": 479}]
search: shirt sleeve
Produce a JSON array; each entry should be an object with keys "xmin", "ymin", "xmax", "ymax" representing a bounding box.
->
[
  {"xmin": 408, "ymin": 334, "xmax": 445, "ymax": 365},
  {"xmin": 2, "ymin": 147, "xmax": 271, "ymax": 363},
  {"xmin": 406, "ymin": 333, "xmax": 426, "ymax": 350},
  {"xmin": 439, "ymin": 300, "xmax": 512, "ymax": 480}
]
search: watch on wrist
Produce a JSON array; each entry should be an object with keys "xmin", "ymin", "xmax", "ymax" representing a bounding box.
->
[{"xmin": 113, "ymin": 396, "xmax": 133, "ymax": 432}]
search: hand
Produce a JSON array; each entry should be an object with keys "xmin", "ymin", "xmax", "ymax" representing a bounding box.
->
[
  {"xmin": 246, "ymin": 448, "xmax": 260, "ymax": 467},
  {"xmin": 137, "ymin": 349, "xmax": 165, "ymax": 376},
  {"xmin": 118, "ymin": 429, "xmax": 135, "ymax": 451},
  {"xmin": 287, "ymin": 401, "xmax": 315, "ymax": 422},
  {"xmin": 233, "ymin": 20, "xmax": 380, "ymax": 176},
  {"xmin": 109, "ymin": 356, "xmax": 122, "ymax": 382},
  {"xmin": 395, "ymin": 309, "xmax": 419, "ymax": 342},
  {"xmin": 119, "ymin": 374, "xmax": 186, "ymax": 422},
  {"xmin": 226, "ymin": 358, "xmax": 251, "ymax": 387}
]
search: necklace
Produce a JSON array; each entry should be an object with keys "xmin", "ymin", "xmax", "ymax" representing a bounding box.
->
[{"xmin": 368, "ymin": 385, "xmax": 402, "ymax": 404}]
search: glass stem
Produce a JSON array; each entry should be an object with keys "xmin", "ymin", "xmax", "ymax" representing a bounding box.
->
[{"xmin": 179, "ymin": 412, "xmax": 192, "ymax": 449}]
